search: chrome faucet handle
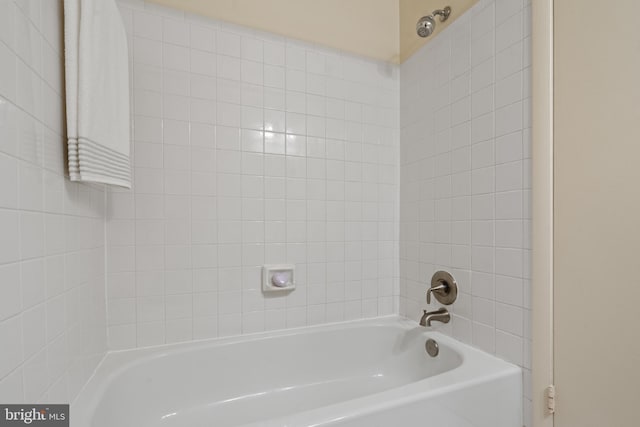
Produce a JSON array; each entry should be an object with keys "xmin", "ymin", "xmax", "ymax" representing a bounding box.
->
[{"xmin": 426, "ymin": 283, "xmax": 447, "ymax": 304}]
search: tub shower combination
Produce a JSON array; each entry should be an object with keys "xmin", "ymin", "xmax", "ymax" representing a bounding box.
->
[{"xmin": 69, "ymin": 2, "xmax": 523, "ymax": 425}]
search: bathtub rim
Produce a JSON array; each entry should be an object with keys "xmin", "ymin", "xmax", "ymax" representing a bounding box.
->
[{"xmin": 72, "ymin": 315, "xmax": 521, "ymax": 426}]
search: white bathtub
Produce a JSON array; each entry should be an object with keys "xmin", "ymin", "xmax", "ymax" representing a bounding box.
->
[{"xmin": 72, "ymin": 317, "xmax": 521, "ymax": 427}]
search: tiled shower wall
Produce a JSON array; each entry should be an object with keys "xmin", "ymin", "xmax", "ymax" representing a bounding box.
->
[
  {"xmin": 399, "ymin": 0, "xmax": 532, "ymax": 425},
  {"xmin": 0, "ymin": 0, "xmax": 533, "ymax": 414},
  {"xmin": 0, "ymin": 1, "xmax": 107, "ymax": 403},
  {"xmin": 107, "ymin": 1, "xmax": 400, "ymax": 349}
]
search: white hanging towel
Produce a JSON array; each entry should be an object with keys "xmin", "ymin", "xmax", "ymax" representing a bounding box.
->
[{"xmin": 64, "ymin": 0, "xmax": 131, "ymax": 188}]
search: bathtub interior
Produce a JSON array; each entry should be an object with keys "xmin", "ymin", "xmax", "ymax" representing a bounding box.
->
[{"xmin": 83, "ymin": 322, "xmax": 463, "ymax": 427}]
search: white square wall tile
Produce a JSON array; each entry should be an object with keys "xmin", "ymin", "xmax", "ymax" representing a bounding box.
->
[
  {"xmin": 495, "ymin": 330, "xmax": 523, "ymax": 365},
  {"xmin": 0, "ymin": 154, "xmax": 18, "ymax": 209},
  {"xmin": 472, "ymin": 321, "xmax": 495, "ymax": 353},
  {"xmin": 190, "ymin": 25, "xmax": 215, "ymax": 52},
  {"xmin": 0, "ymin": 369, "xmax": 24, "ymax": 403},
  {"xmin": 22, "ymin": 349, "xmax": 48, "ymax": 401},
  {"xmin": 494, "ymin": 215, "xmax": 522, "ymax": 246},
  {"xmin": 134, "ymin": 10, "xmax": 162, "ymax": 40},
  {"xmin": 18, "ymin": 162, "xmax": 43, "ymax": 211},
  {"xmin": 0, "ymin": 316, "xmax": 23, "ymax": 378},
  {"xmin": 21, "ymin": 258, "xmax": 45, "ymax": 310},
  {"xmin": 137, "ymin": 321, "xmax": 166, "ymax": 347},
  {"xmin": 0, "ymin": 35, "xmax": 17, "ymax": 104},
  {"xmin": 217, "ymin": 31, "xmax": 242, "ymax": 58},
  {"xmin": 495, "ymin": 11, "xmax": 523, "ymax": 52},
  {"xmin": 496, "ymin": 303, "xmax": 524, "ymax": 336},
  {"xmin": 0, "ymin": 263, "xmax": 20, "ymax": 321},
  {"xmin": 495, "ymin": 248, "xmax": 523, "ymax": 277},
  {"xmin": 163, "ymin": 18, "xmax": 189, "ymax": 46},
  {"xmin": 0, "ymin": 210, "xmax": 20, "ymax": 264},
  {"xmin": 21, "ymin": 304, "xmax": 46, "ymax": 361}
]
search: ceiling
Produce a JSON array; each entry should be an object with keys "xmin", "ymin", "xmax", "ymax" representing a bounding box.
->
[{"xmin": 145, "ymin": 0, "xmax": 478, "ymax": 63}]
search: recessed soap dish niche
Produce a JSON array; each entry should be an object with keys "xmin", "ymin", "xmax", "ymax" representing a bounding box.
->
[{"xmin": 262, "ymin": 264, "xmax": 295, "ymax": 292}]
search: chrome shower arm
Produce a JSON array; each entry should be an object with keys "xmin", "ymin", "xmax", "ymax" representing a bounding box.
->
[{"xmin": 432, "ymin": 6, "xmax": 451, "ymax": 22}]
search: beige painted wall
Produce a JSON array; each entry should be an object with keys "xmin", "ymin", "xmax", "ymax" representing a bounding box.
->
[
  {"xmin": 554, "ymin": 0, "xmax": 640, "ymax": 425},
  {"xmin": 147, "ymin": 0, "xmax": 401, "ymax": 62},
  {"xmin": 145, "ymin": 0, "xmax": 476, "ymax": 63}
]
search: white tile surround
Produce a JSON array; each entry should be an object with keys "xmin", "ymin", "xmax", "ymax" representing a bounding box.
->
[
  {"xmin": 106, "ymin": 0, "xmax": 401, "ymax": 349},
  {"xmin": 0, "ymin": 0, "xmax": 107, "ymax": 403},
  {"xmin": 399, "ymin": 0, "xmax": 532, "ymax": 425},
  {"xmin": 0, "ymin": 0, "xmax": 532, "ymax": 421}
]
